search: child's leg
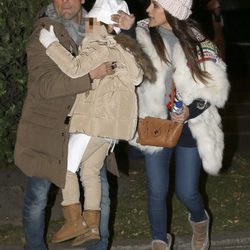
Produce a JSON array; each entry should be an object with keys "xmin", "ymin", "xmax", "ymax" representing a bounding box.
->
[
  {"xmin": 52, "ymin": 170, "xmax": 89, "ymax": 243},
  {"xmin": 67, "ymin": 133, "xmax": 91, "ymax": 173},
  {"xmin": 52, "ymin": 133, "xmax": 91, "ymax": 244},
  {"xmin": 80, "ymin": 137, "xmax": 110, "ymax": 210},
  {"xmin": 72, "ymin": 137, "xmax": 110, "ymax": 247},
  {"xmin": 61, "ymin": 170, "xmax": 80, "ymax": 206},
  {"xmin": 62, "ymin": 133, "xmax": 91, "ymax": 204}
]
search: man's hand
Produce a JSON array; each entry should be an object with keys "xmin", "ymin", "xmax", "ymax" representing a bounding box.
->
[
  {"xmin": 89, "ymin": 62, "xmax": 116, "ymax": 80},
  {"xmin": 111, "ymin": 10, "xmax": 135, "ymax": 30},
  {"xmin": 39, "ymin": 25, "xmax": 59, "ymax": 48}
]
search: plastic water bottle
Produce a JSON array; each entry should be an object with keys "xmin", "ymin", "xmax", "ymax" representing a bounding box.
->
[{"xmin": 172, "ymin": 96, "xmax": 183, "ymax": 114}]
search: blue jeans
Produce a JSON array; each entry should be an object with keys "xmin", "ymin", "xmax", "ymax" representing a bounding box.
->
[
  {"xmin": 143, "ymin": 146, "xmax": 206, "ymax": 243},
  {"xmin": 23, "ymin": 166, "xmax": 110, "ymax": 250},
  {"xmin": 23, "ymin": 176, "xmax": 51, "ymax": 250}
]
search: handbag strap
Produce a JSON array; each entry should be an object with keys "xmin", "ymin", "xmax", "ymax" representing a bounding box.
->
[{"xmin": 170, "ymin": 81, "xmax": 176, "ymax": 108}]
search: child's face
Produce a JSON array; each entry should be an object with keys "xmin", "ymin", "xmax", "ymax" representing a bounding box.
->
[
  {"xmin": 85, "ymin": 18, "xmax": 114, "ymax": 34},
  {"xmin": 85, "ymin": 18, "xmax": 101, "ymax": 33}
]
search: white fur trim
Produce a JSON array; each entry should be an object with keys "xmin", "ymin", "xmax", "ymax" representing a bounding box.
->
[
  {"xmin": 172, "ymin": 43, "xmax": 230, "ymax": 174},
  {"xmin": 129, "ymin": 25, "xmax": 172, "ymax": 153}
]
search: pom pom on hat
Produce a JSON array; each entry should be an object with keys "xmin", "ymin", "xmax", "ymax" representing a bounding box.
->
[
  {"xmin": 155, "ymin": 0, "xmax": 192, "ymax": 20},
  {"xmin": 87, "ymin": 0, "xmax": 130, "ymax": 33}
]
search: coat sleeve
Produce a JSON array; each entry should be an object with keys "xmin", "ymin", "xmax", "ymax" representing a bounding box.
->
[
  {"xmin": 46, "ymin": 38, "xmax": 109, "ymax": 79},
  {"xmin": 198, "ymin": 59, "xmax": 230, "ymax": 108},
  {"xmin": 26, "ymin": 25, "xmax": 92, "ymax": 99},
  {"xmin": 172, "ymin": 43, "xmax": 230, "ymax": 108}
]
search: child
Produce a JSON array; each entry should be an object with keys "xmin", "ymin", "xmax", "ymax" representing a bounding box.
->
[{"xmin": 39, "ymin": 0, "xmax": 156, "ymax": 247}]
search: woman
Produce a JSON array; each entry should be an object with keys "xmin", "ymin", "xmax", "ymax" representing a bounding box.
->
[{"xmin": 116, "ymin": 0, "xmax": 230, "ymax": 249}]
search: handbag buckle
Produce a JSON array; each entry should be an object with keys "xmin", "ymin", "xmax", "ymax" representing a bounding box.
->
[{"xmin": 153, "ymin": 129, "xmax": 160, "ymax": 136}]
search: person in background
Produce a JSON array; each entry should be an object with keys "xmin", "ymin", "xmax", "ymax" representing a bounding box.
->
[
  {"xmin": 14, "ymin": 0, "xmax": 117, "ymax": 249},
  {"xmin": 192, "ymin": 0, "xmax": 225, "ymax": 59},
  {"xmin": 113, "ymin": 0, "xmax": 230, "ymax": 249},
  {"xmin": 39, "ymin": 0, "xmax": 155, "ymax": 247}
]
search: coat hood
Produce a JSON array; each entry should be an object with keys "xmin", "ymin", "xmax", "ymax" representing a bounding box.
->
[{"xmin": 114, "ymin": 34, "xmax": 156, "ymax": 83}]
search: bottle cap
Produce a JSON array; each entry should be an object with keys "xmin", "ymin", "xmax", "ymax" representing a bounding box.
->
[{"xmin": 175, "ymin": 101, "xmax": 183, "ymax": 108}]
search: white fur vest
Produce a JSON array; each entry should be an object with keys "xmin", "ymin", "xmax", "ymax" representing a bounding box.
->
[{"xmin": 130, "ymin": 23, "xmax": 230, "ymax": 175}]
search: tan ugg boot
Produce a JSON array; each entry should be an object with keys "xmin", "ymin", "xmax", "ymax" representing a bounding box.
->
[
  {"xmin": 152, "ymin": 234, "xmax": 172, "ymax": 250},
  {"xmin": 72, "ymin": 210, "xmax": 100, "ymax": 247},
  {"xmin": 52, "ymin": 203, "xmax": 89, "ymax": 243},
  {"xmin": 189, "ymin": 211, "xmax": 210, "ymax": 250}
]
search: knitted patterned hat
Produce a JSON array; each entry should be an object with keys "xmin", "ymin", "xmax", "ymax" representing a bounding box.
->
[
  {"xmin": 87, "ymin": 0, "xmax": 130, "ymax": 33},
  {"xmin": 155, "ymin": 0, "xmax": 192, "ymax": 20}
]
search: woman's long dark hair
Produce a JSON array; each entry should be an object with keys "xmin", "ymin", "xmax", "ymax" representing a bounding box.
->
[{"xmin": 149, "ymin": 11, "xmax": 212, "ymax": 83}]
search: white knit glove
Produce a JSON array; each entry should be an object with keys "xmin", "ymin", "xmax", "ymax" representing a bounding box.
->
[{"xmin": 39, "ymin": 25, "xmax": 59, "ymax": 48}]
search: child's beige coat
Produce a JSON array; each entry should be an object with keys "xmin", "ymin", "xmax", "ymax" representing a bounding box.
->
[{"xmin": 46, "ymin": 25, "xmax": 155, "ymax": 141}]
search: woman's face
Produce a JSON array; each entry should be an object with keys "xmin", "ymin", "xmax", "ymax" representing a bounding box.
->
[{"xmin": 146, "ymin": 0, "xmax": 171, "ymax": 29}]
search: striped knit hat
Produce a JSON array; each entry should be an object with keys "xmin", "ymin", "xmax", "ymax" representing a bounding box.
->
[{"xmin": 155, "ymin": 0, "xmax": 192, "ymax": 20}]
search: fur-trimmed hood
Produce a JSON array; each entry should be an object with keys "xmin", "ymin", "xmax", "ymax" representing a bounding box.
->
[
  {"xmin": 114, "ymin": 33, "xmax": 156, "ymax": 83},
  {"xmin": 81, "ymin": 25, "xmax": 156, "ymax": 83}
]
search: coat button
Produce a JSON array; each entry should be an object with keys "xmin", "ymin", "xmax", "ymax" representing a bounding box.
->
[
  {"xmin": 58, "ymin": 160, "xmax": 61, "ymax": 164},
  {"xmin": 67, "ymin": 105, "xmax": 71, "ymax": 109},
  {"xmin": 62, "ymin": 132, "xmax": 64, "ymax": 136}
]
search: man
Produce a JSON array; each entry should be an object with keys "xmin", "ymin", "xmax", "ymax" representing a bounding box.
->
[{"xmin": 14, "ymin": 0, "xmax": 116, "ymax": 249}]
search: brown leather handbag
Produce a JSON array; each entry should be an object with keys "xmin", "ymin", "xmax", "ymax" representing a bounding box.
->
[{"xmin": 136, "ymin": 82, "xmax": 183, "ymax": 148}]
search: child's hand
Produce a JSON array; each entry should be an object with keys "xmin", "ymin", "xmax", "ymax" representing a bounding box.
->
[
  {"xmin": 39, "ymin": 25, "xmax": 59, "ymax": 48},
  {"xmin": 111, "ymin": 10, "xmax": 135, "ymax": 30},
  {"xmin": 89, "ymin": 62, "xmax": 116, "ymax": 80}
]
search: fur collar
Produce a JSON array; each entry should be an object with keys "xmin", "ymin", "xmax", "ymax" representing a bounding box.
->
[
  {"xmin": 114, "ymin": 34, "xmax": 156, "ymax": 83},
  {"xmin": 172, "ymin": 42, "xmax": 230, "ymax": 107}
]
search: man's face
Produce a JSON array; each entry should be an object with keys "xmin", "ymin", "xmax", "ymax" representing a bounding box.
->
[{"xmin": 53, "ymin": 0, "xmax": 85, "ymax": 23}]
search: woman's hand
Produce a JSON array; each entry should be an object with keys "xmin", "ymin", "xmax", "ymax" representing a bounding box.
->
[
  {"xmin": 111, "ymin": 10, "xmax": 135, "ymax": 30},
  {"xmin": 170, "ymin": 105, "xmax": 189, "ymax": 123}
]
